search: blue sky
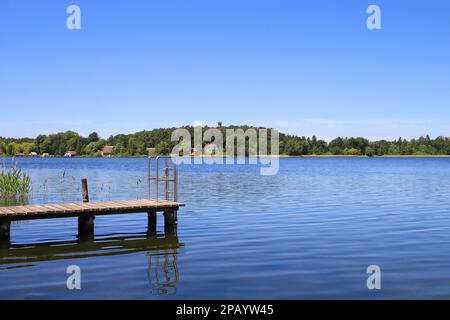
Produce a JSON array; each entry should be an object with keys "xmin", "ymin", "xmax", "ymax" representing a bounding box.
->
[{"xmin": 1, "ymin": 0, "xmax": 449, "ymax": 140}]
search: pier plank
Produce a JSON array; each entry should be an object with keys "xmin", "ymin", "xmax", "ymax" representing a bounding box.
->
[{"xmin": 0, "ymin": 199, "xmax": 184, "ymax": 221}]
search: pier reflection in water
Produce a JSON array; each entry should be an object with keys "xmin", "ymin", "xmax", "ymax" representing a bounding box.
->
[
  {"xmin": 0, "ymin": 222, "xmax": 183, "ymax": 296},
  {"xmin": 147, "ymin": 248, "xmax": 179, "ymax": 296}
]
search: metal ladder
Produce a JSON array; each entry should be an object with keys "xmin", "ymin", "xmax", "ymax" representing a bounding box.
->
[{"xmin": 147, "ymin": 156, "xmax": 178, "ymax": 202}]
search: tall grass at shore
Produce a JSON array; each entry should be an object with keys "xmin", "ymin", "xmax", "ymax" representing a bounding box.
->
[{"xmin": 0, "ymin": 162, "xmax": 31, "ymax": 205}]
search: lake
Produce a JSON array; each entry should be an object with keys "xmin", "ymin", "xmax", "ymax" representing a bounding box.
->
[{"xmin": 1, "ymin": 157, "xmax": 450, "ymax": 299}]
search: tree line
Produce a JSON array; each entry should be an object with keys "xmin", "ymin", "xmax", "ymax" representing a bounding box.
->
[{"xmin": 1, "ymin": 125, "xmax": 450, "ymax": 157}]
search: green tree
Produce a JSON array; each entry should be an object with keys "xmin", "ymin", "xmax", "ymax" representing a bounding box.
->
[
  {"xmin": 88, "ymin": 132, "xmax": 100, "ymax": 143},
  {"xmin": 155, "ymin": 141, "xmax": 172, "ymax": 155}
]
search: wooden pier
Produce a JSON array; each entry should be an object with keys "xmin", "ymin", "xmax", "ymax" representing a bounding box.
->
[
  {"xmin": 0, "ymin": 199, "xmax": 183, "ymax": 220},
  {"xmin": 0, "ymin": 199, "xmax": 184, "ymax": 243},
  {"xmin": 0, "ymin": 156, "xmax": 184, "ymax": 245}
]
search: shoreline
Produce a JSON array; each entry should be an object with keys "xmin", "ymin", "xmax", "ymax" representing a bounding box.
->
[
  {"xmin": 5, "ymin": 154, "xmax": 450, "ymax": 159},
  {"xmin": 292, "ymin": 154, "xmax": 450, "ymax": 158}
]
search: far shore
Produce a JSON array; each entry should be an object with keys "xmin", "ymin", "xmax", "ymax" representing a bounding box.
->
[
  {"xmin": 5, "ymin": 154, "xmax": 450, "ymax": 159},
  {"xmin": 291, "ymin": 154, "xmax": 450, "ymax": 158},
  {"xmin": 170, "ymin": 154, "xmax": 450, "ymax": 158}
]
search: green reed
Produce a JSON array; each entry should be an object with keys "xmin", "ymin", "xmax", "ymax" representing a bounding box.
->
[{"xmin": 0, "ymin": 163, "xmax": 31, "ymax": 204}]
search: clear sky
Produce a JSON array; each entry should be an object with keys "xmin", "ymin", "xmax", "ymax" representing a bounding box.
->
[{"xmin": 1, "ymin": 0, "xmax": 449, "ymax": 140}]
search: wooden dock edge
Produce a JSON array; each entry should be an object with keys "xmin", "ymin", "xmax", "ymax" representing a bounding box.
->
[{"xmin": 0, "ymin": 200, "xmax": 184, "ymax": 246}]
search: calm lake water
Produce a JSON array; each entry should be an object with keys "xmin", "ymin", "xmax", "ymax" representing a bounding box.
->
[{"xmin": 1, "ymin": 157, "xmax": 450, "ymax": 299}]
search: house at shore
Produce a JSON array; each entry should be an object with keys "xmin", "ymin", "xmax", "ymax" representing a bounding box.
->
[
  {"xmin": 203, "ymin": 143, "xmax": 220, "ymax": 155},
  {"xmin": 29, "ymin": 152, "xmax": 38, "ymax": 157},
  {"xmin": 146, "ymin": 147, "xmax": 156, "ymax": 156},
  {"xmin": 64, "ymin": 150, "xmax": 76, "ymax": 157},
  {"xmin": 101, "ymin": 145, "xmax": 114, "ymax": 157}
]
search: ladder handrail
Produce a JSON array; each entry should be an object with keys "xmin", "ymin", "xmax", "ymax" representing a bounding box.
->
[{"xmin": 147, "ymin": 156, "xmax": 178, "ymax": 202}]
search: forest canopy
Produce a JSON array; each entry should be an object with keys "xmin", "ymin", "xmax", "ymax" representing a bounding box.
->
[{"xmin": 1, "ymin": 125, "xmax": 449, "ymax": 157}]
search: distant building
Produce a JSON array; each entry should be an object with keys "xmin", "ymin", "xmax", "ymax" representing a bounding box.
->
[
  {"xmin": 101, "ymin": 145, "xmax": 114, "ymax": 157},
  {"xmin": 41, "ymin": 153, "xmax": 50, "ymax": 158},
  {"xmin": 203, "ymin": 143, "xmax": 220, "ymax": 155},
  {"xmin": 146, "ymin": 147, "xmax": 156, "ymax": 156},
  {"xmin": 29, "ymin": 152, "xmax": 38, "ymax": 157},
  {"xmin": 64, "ymin": 150, "xmax": 76, "ymax": 157}
]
